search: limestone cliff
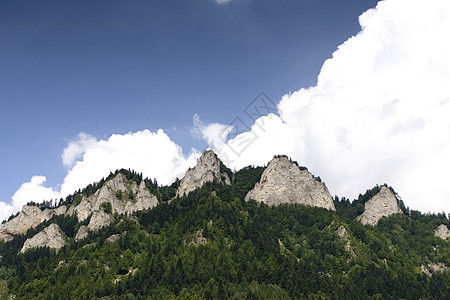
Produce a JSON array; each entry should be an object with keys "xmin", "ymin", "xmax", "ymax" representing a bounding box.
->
[
  {"xmin": 0, "ymin": 205, "xmax": 57, "ymax": 242},
  {"xmin": 21, "ymin": 223, "xmax": 67, "ymax": 253},
  {"xmin": 357, "ymin": 186, "xmax": 402, "ymax": 226},
  {"xmin": 67, "ymin": 173, "xmax": 158, "ymax": 222},
  {"xmin": 435, "ymin": 224, "xmax": 449, "ymax": 240},
  {"xmin": 245, "ymin": 156, "xmax": 335, "ymax": 210},
  {"xmin": 176, "ymin": 150, "xmax": 231, "ymax": 197}
]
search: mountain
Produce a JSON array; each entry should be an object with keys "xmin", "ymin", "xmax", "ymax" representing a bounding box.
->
[
  {"xmin": 245, "ymin": 155, "xmax": 335, "ymax": 210},
  {"xmin": 356, "ymin": 185, "xmax": 403, "ymax": 226},
  {"xmin": 176, "ymin": 150, "xmax": 231, "ymax": 197},
  {"xmin": 0, "ymin": 151, "xmax": 449, "ymax": 299}
]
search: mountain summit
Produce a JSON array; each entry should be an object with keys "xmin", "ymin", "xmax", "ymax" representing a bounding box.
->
[
  {"xmin": 176, "ymin": 150, "xmax": 231, "ymax": 197},
  {"xmin": 245, "ymin": 155, "xmax": 335, "ymax": 210},
  {"xmin": 356, "ymin": 185, "xmax": 403, "ymax": 225}
]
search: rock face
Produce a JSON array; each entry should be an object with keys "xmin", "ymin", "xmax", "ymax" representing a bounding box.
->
[
  {"xmin": 21, "ymin": 223, "xmax": 67, "ymax": 253},
  {"xmin": 337, "ymin": 225, "xmax": 356, "ymax": 258},
  {"xmin": 435, "ymin": 224, "xmax": 450, "ymax": 240},
  {"xmin": 0, "ymin": 205, "xmax": 54, "ymax": 242},
  {"xmin": 421, "ymin": 262, "xmax": 448, "ymax": 277},
  {"xmin": 176, "ymin": 150, "xmax": 231, "ymax": 197},
  {"xmin": 69, "ymin": 173, "xmax": 157, "ymax": 241},
  {"xmin": 74, "ymin": 225, "xmax": 89, "ymax": 242},
  {"xmin": 68, "ymin": 173, "xmax": 158, "ymax": 223},
  {"xmin": 357, "ymin": 186, "xmax": 402, "ymax": 226},
  {"xmin": 245, "ymin": 156, "xmax": 335, "ymax": 210}
]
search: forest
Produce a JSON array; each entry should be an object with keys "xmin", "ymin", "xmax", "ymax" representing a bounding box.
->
[{"xmin": 0, "ymin": 167, "xmax": 449, "ymax": 299}]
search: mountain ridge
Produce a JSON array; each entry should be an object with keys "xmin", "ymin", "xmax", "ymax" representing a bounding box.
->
[{"xmin": 0, "ymin": 150, "xmax": 449, "ymax": 299}]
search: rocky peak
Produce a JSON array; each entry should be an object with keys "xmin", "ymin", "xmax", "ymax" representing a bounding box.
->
[
  {"xmin": 21, "ymin": 223, "xmax": 67, "ymax": 253},
  {"xmin": 176, "ymin": 150, "xmax": 231, "ymax": 197},
  {"xmin": 0, "ymin": 205, "xmax": 56, "ymax": 242},
  {"xmin": 245, "ymin": 156, "xmax": 335, "ymax": 210},
  {"xmin": 68, "ymin": 172, "xmax": 158, "ymax": 240},
  {"xmin": 435, "ymin": 224, "xmax": 449, "ymax": 240},
  {"xmin": 67, "ymin": 172, "xmax": 158, "ymax": 223},
  {"xmin": 357, "ymin": 186, "xmax": 402, "ymax": 226}
]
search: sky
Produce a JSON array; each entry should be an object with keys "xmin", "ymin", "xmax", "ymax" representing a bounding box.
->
[{"xmin": 1, "ymin": 0, "xmax": 449, "ymax": 221}]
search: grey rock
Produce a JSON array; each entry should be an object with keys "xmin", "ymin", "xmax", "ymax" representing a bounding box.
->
[
  {"xmin": 68, "ymin": 173, "xmax": 158, "ymax": 222},
  {"xmin": 435, "ymin": 224, "xmax": 450, "ymax": 240},
  {"xmin": 0, "ymin": 205, "xmax": 53, "ymax": 242},
  {"xmin": 185, "ymin": 229, "xmax": 207, "ymax": 246},
  {"xmin": 421, "ymin": 262, "xmax": 448, "ymax": 277},
  {"xmin": 337, "ymin": 225, "xmax": 356, "ymax": 258},
  {"xmin": 21, "ymin": 223, "xmax": 67, "ymax": 253},
  {"xmin": 0, "ymin": 204, "xmax": 69, "ymax": 242},
  {"xmin": 245, "ymin": 156, "xmax": 335, "ymax": 210},
  {"xmin": 106, "ymin": 234, "xmax": 121, "ymax": 243},
  {"xmin": 177, "ymin": 150, "xmax": 231, "ymax": 197},
  {"xmin": 357, "ymin": 186, "xmax": 402, "ymax": 226},
  {"xmin": 74, "ymin": 225, "xmax": 89, "ymax": 242},
  {"xmin": 87, "ymin": 211, "xmax": 113, "ymax": 231}
]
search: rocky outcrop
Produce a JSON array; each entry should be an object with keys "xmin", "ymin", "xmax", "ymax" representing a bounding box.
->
[
  {"xmin": 0, "ymin": 204, "xmax": 69, "ymax": 242},
  {"xmin": 67, "ymin": 173, "xmax": 158, "ymax": 222},
  {"xmin": 357, "ymin": 186, "xmax": 402, "ymax": 226},
  {"xmin": 69, "ymin": 173, "xmax": 157, "ymax": 241},
  {"xmin": 21, "ymin": 223, "xmax": 67, "ymax": 253},
  {"xmin": 0, "ymin": 205, "xmax": 53, "ymax": 242},
  {"xmin": 184, "ymin": 229, "xmax": 207, "ymax": 246},
  {"xmin": 245, "ymin": 156, "xmax": 335, "ymax": 210},
  {"xmin": 421, "ymin": 262, "xmax": 448, "ymax": 277},
  {"xmin": 435, "ymin": 224, "xmax": 450, "ymax": 240},
  {"xmin": 74, "ymin": 225, "xmax": 89, "ymax": 242},
  {"xmin": 337, "ymin": 225, "xmax": 356, "ymax": 258},
  {"xmin": 87, "ymin": 211, "xmax": 113, "ymax": 231},
  {"xmin": 176, "ymin": 150, "xmax": 231, "ymax": 197}
]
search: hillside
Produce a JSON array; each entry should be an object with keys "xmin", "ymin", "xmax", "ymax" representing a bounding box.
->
[{"xmin": 0, "ymin": 152, "xmax": 449, "ymax": 299}]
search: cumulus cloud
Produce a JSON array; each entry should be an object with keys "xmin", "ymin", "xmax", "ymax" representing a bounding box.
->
[
  {"xmin": 214, "ymin": 0, "xmax": 234, "ymax": 4},
  {"xmin": 192, "ymin": 114, "xmax": 233, "ymax": 150},
  {"xmin": 200, "ymin": 0, "xmax": 450, "ymax": 213},
  {"xmin": 59, "ymin": 129, "xmax": 199, "ymax": 197},
  {"xmin": 62, "ymin": 132, "xmax": 97, "ymax": 168}
]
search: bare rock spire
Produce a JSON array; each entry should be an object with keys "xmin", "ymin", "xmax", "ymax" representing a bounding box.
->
[{"xmin": 245, "ymin": 156, "xmax": 335, "ymax": 210}]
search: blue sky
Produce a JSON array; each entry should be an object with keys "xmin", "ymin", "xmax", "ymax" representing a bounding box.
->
[
  {"xmin": 0, "ymin": 0, "xmax": 377, "ymax": 204},
  {"xmin": 3, "ymin": 0, "xmax": 450, "ymax": 219}
]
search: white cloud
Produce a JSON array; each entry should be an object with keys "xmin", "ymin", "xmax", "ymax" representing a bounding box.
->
[
  {"xmin": 62, "ymin": 132, "xmax": 97, "ymax": 168},
  {"xmin": 201, "ymin": 0, "xmax": 450, "ymax": 214},
  {"xmin": 59, "ymin": 129, "xmax": 200, "ymax": 197},
  {"xmin": 192, "ymin": 114, "xmax": 233, "ymax": 150},
  {"xmin": 215, "ymin": 0, "xmax": 234, "ymax": 4}
]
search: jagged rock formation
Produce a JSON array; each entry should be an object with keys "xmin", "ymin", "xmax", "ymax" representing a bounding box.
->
[
  {"xmin": 435, "ymin": 224, "xmax": 450, "ymax": 240},
  {"xmin": 357, "ymin": 186, "xmax": 402, "ymax": 226},
  {"xmin": 87, "ymin": 211, "xmax": 113, "ymax": 231},
  {"xmin": 176, "ymin": 150, "xmax": 231, "ymax": 197},
  {"xmin": 421, "ymin": 262, "xmax": 448, "ymax": 277},
  {"xmin": 21, "ymin": 223, "xmax": 67, "ymax": 253},
  {"xmin": 184, "ymin": 229, "xmax": 207, "ymax": 246},
  {"xmin": 67, "ymin": 173, "xmax": 158, "ymax": 222},
  {"xmin": 74, "ymin": 225, "xmax": 89, "ymax": 242},
  {"xmin": 106, "ymin": 234, "xmax": 121, "ymax": 243},
  {"xmin": 0, "ymin": 205, "xmax": 65, "ymax": 242},
  {"xmin": 245, "ymin": 156, "xmax": 335, "ymax": 210},
  {"xmin": 69, "ymin": 173, "xmax": 156, "ymax": 241},
  {"xmin": 337, "ymin": 225, "xmax": 356, "ymax": 258}
]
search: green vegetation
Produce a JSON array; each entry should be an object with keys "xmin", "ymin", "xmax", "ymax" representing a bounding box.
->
[
  {"xmin": 101, "ymin": 202, "xmax": 113, "ymax": 214},
  {"xmin": 0, "ymin": 169, "xmax": 449, "ymax": 299}
]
